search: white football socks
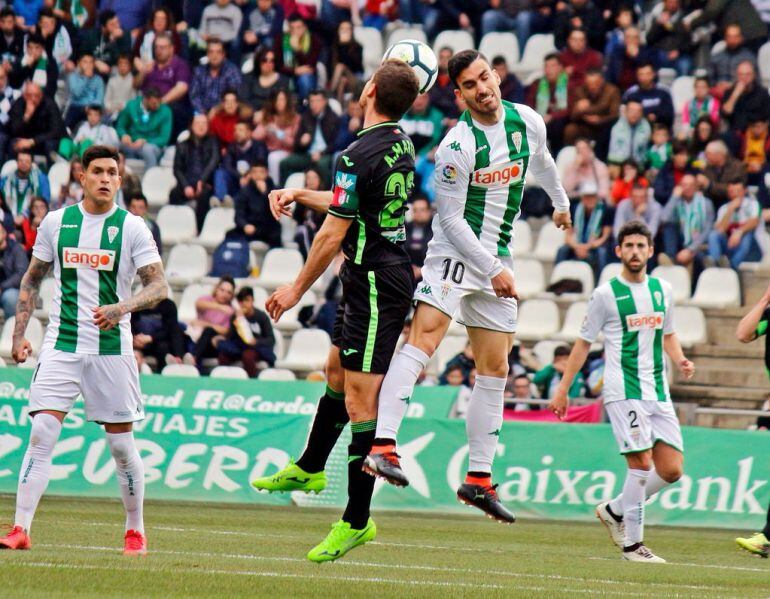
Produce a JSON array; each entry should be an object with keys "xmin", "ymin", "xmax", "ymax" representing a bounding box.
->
[
  {"xmin": 106, "ymin": 432, "xmax": 145, "ymax": 534},
  {"xmin": 466, "ymin": 375, "xmax": 506, "ymax": 473},
  {"xmin": 609, "ymin": 467, "xmax": 670, "ymax": 517},
  {"xmin": 621, "ymin": 468, "xmax": 649, "ymax": 547},
  {"xmin": 374, "ymin": 344, "xmax": 429, "ymax": 440},
  {"xmin": 15, "ymin": 413, "xmax": 62, "ymax": 532}
]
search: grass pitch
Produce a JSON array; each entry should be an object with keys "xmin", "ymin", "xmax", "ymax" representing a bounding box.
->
[{"xmin": 0, "ymin": 495, "xmax": 768, "ymax": 598}]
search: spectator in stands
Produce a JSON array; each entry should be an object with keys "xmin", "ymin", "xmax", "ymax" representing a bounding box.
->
[
  {"xmin": 19, "ymin": 195, "xmax": 46, "ymax": 254},
  {"xmin": 169, "ymin": 113, "xmax": 219, "ymax": 230},
  {"xmin": 406, "ymin": 195, "xmax": 432, "ymax": 281},
  {"xmin": 429, "ymin": 47, "xmax": 459, "ymax": 121},
  {"xmin": 293, "ymin": 165, "xmax": 325, "ymax": 259},
  {"xmin": 400, "ymin": 92, "xmax": 443, "ymax": 199},
  {"xmin": 279, "ymin": 89, "xmax": 339, "ymax": 185},
  {"xmin": 610, "ymin": 159, "xmax": 648, "ymax": 206},
  {"xmin": 211, "ymin": 91, "xmax": 250, "ymax": 150},
  {"xmin": 79, "ymin": 9, "xmax": 131, "ymax": 76},
  {"xmin": 622, "ymin": 62, "xmax": 674, "ymax": 128},
  {"xmin": 563, "ymin": 68, "xmax": 620, "ymax": 154},
  {"xmin": 607, "ymin": 100, "xmax": 650, "ymax": 174},
  {"xmin": 199, "ymin": 0, "xmax": 242, "ymax": 53},
  {"xmin": 240, "ymin": 46, "xmax": 290, "ymax": 112},
  {"xmin": 645, "ymin": 123, "xmax": 672, "ymax": 178},
  {"xmin": 554, "ymin": 0, "xmax": 604, "ymax": 51},
  {"xmin": 492, "ymin": 56, "xmax": 524, "ymax": 104},
  {"xmin": 132, "ymin": 7, "xmax": 182, "ymax": 69},
  {"xmin": 606, "ymin": 26, "xmax": 657, "ymax": 91},
  {"xmin": 328, "ymin": 20, "xmax": 363, "ymax": 104},
  {"xmin": 526, "ymin": 52, "xmax": 571, "ymax": 153},
  {"xmin": 556, "ymin": 180, "xmax": 612, "ymax": 277},
  {"xmin": 242, "ymin": 0, "xmax": 284, "ymax": 54},
  {"xmin": 653, "ymin": 140, "xmax": 695, "ymax": 205},
  {"xmin": 191, "ymin": 276, "xmax": 236, "ymax": 370},
  {"xmin": 131, "ymin": 298, "xmax": 189, "ymax": 371},
  {"xmin": 603, "ymin": 5, "xmax": 634, "ymax": 57},
  {"xmin": 217, "ymin": 286, "xmax": 276, "ymax": 377},
  {"xmin": 62, "ymin": 104, "xmax": 119, "ymax": 159},
  {"xmin": 127, "ymin": 193, "xmax": 161, "ymax": 256},
  {"xmin": 558, "ymin": 28, "xmax": 603, "ymax": 87},
  {"xmin": 51, "ymin": 156, "xmax": 83, "ymax": 209},
  {"xmin": 189, "ymin": 39, "xmax": 242, "ymax": 116},
  {"xmin": 561, "ymin": 137, "xmax": 610, "ymax": 201},
  {"xmin": 35, "ymin": 7, "xmax": 72, "ymax": 69},
  {"xmin": 232, "ymin": 161, "xmax": 281, "ymax": 248},
  {"xmin": 0, "ymin": 68, "xmax": 20, "ymax": 166},
  {"xmin": 8, "ymin": 81, "xmax": 64, "ymax": 159},
  {"xmin": 12, "ymin": 33, "xmax": 56, "ymax": 97},
  {"xmin": 707, "ymin": 179, "xmax": 762, "ymax": 269},
  {"xmin": 480, "ymin": 0, "xmax": 533, "ymax": 51},
  {"xmin": 253, "ymin": 88, "xmax": 299, "ymax": 185},
  {"xmin": 104, "ymin": 53, "xmax": 136, "ymax": 120},
  {"xmin": 64, "ymin": 53, "xmax": 103, "ymax": 129},
  {"xmin": 688, "ymin": 115, "xmax": 717, "ymax": 169},
  {"xmin": 117, "ymin": 151, "xmax": 141, "ymax": 207},
  {"xmin": 534, "ymin": 345, "xmax": 584, "ymax": 399},
  {"xmin": 422, "ymin": 0, "xmax": 483, "ymax": 42},
  {"xmin": 709, "ymin": 24, "xmax": 758, "ymax": 95},
  {"xmin": 1, "ymin": 150, "xmax": 49, "ymax": 226},
  {"xmin": 101, "ymin": 0, "xmax": 152, "ymax": 36},
  {"xmin": 697, "ymin": 140, "xmax": 747, "ymax": 208},
  {"xmin": 214, "ymin": 120, "xmax": 266, "ymax": 202},
  {"xmin": 0, "ymin": 221, "xmax": 27, "ymax": 315},
  {"xmin": 646, "ymin": 0, "xmax": 694, "ymax": 76},
  {"xmin": 613, "ymin": 183, "xmax": 662, "ymax": 241},
  {"xmin": 275, "ymin": 15, "xmax": 320, "ymax": 102},
  {"xmin": 135, "ymin": 32, "xmax": 191, "ymax": 137},
  {"xmin": 686, "ymin": 0, "xmax": 767, "ymax": 53},
  {"xmin": 681, "ymin": 76, "xmax": 720, "ymax": 133},
  {"xmin": 332, "ymin": 94, "xmax": 363, "ymax": 153},
  {"xmin": 439, "ymin": 340, "xmax": 475, "ymax": 386},
  {"xmin": 660, "ymin": 173, "xmax": 714, "ymax": 272},
  {"xmin": 506, "ymin": 373, "xmax": 538, "ymax": 412},
  {"xmin": 116, "ymin": 87, "xmax": 172, "ymax": 169},
  {"xmin": 0, "ymin": 8, "xmax": 26, "ymax": 80},
  {"xmin": 720, "ymin": 60, "xmax": 770, "ymax": 134},
  {"xmin": 738, "ymin": 117, "xmax": 770, "ymax": 184}
]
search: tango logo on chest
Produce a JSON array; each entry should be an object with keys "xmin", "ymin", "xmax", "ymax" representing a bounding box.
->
[
  {"xmin": 471, "ymin": 159, "xmax": 524, "ymax": 188},
  {"xmin": 62, "ymin": 248, "xmax": 116, "ymax": 271},
  {"xmin": 626, "ymin": 313, "xmax": 664, "ymax": 332}
]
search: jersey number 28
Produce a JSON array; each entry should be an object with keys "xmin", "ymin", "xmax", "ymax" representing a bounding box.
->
[{"xmin": 380, "ymin": 171, "xmax": 414, "ymax": 228}]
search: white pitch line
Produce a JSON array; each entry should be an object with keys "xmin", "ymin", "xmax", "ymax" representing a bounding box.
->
[{"xmin": 589, "ymin": 556, "xmax": 770, "ymax": 574}]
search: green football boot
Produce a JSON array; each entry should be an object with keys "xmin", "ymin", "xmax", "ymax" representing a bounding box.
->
[
  {"xmin": 250, "ymin": 460, "xmax": 326, "ymax": 494},
  {"xmin": 307, "ymin": 518, "xmax": 377, "ymax": 563},
  {"xmin": 735, "ymin": 532, "xmax": 769, "ymax": 558}
]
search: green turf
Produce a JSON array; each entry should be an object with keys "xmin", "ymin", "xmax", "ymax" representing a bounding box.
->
[{"xmin": 0, "ymin": 495, "xmax": 768, "ymax": 598}]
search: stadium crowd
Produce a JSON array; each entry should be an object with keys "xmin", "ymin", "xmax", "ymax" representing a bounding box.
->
[{"xmin": 0, "ymin": 0, "xmax": 768, "ymax": 410}]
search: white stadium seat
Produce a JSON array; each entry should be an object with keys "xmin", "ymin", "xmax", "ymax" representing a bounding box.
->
[
  {"xmin": 532, "ymin": 339, "xmax": 565, "ymax": 368},
  {"xmin": 512, "ymin": 219, "xmax": 533, "ymax": 256},
  {"xmin": 162, "ymin": 364, "xmax": 200, "ymax": 377},
  {"xmin": 555, "ymin": 301, "xmax": 588, "ymax": 342},
  {"xmin": 478, "ymin": 32, "xmax": 519, "ymax": 67},
  {"xmin": 241, "ymin": 55, "xmax": 254, "ymax": 74},
  {"xmin": 550, "ymin": 260, "xmax": 594, "ymax": 298},
  {"xmin": 670, "ymin": 76, "xmax": 695, "ymax": 115},
  {"xmin": 157, "ymin": 205, "xmax": 197, "ymax": 246},
  {"xmin": 515, "ymin": 258, "xmax": 546, "ymax": 299},
  {"xmin": 47, "ymin": 161, "xmax": 70, "ymax": 193},
  {"xmin": 674, "ymin": 306, "xmax": 707, "ymax": 348},
  {"xmin": 651, "ymin": 265, "xmax": 692, "ymax": 303},
  {"xmin": 166, "ymin": 244, "xmax": 208, "ymax": 287},
  {"xmin": 759, "ymin": 42, "xmax": 770, "ymax": 86},
  {"xmin": 690, "ymin": 267, "xmax": 740, "ymax": 308},
  {"xmin": 354, "ymin": 26, "xmax": 384, "ymax": 77},
  {"xmin": 196, "ymin": 207, "xmax": 235, "ymax": 250},
  {"xmin": 210, "ymin": 365, "xmax": 250, "ymax": 379},
  {"xmin": 0, "ymin": 160, "xmax": 17, "ymax": 177},
  {"xmin": 430, "ymin": 334, "xmax": 469, "ymax": 375},
  {"xmin": 273, "ymin": 290, "xmax": 316, "ymax": 333},
  {"xmin": 258, "ymin": 367, "xmax": 297, "ymax": 381},
  {"xmin": 514, "ymin": 34, "xmax": 555, "ymax": 79},
  {"xmin": 516, "ymin": 299, "xmax": 560, "ymax": 341},
  {"xmin": 284, "ymin": 172, "xmax": 305, "ymax": 189},
  {"xmin": 276, "ymin": 328, "xmax": 331, "ymax": 372},
  {"xmin": 432, "ymin": 30, "xmax": 474, "ymax": 56},
  {"xmin": 386, "ymin": 27, "xmax": 427, "ymax": 47},
  {"xmin": 33, "ymin": 277, "xmax": 56, "ymax": 321},
  {"xmin": 177, "ymin": 283, "xmax": 209, "ymax": 323},
  {"xmin": 533, "ymin": 222, "xmax": 565, "ymax": 262},
  {"xmin": 142, "ymin": 166, "xmax": 176, "ymax": 208},
  {"xmin": 555, "ymin": 145, "xmax": 576, "ymax": 181},
  {"xmin": 598, "ymin": 263, "xmax": 622, "ymax": 287},
  {"xmin": 256, "ymin": 248, "xmax": 304, "ymax": 291}
]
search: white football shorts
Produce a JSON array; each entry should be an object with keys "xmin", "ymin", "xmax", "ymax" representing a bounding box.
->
[{"xmin": 605, "ymin": 399, "xmax": 683, "ymax": 454}]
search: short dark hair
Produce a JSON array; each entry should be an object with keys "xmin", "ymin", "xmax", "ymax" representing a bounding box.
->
[
  {"xmin": 218, "ymin": 275, "xmax": 235, "ymax": 288},
  {"xmin": 728, "ymin": 177, "xmax": 746, "ymax": 186},
  {"xmin": 86, "ymin": 103, "xmax": 103, "ymax": 113},
  {"xmin": 544, "ymin": 52, "xmax": 561, "ymax": 64},
  {"xmin": 554, "ymin": 346, "xmax": 571, "ymax": 359},
  {"xmin": 491, "ymin": 55, "xmax": 507, "ymax": 67},
  {"xmin": 308, "ymin": 88, "xmax": 327, "ymax": 99},
  {"xmin": 672, "ymin": 140, "xmax": 688, "ymax": 154},
  {"xmin": 287, "ymin": 14, "xmax": 305, "ymax": 24},
  {"xmin": 637, "ymin": 61, "xmax": 656, "ymax": 71},
  {"xmin": 631, "ymin": 182, "xmax": 648, "ymax": 193},
  {"xmin": 617, "ymin": 220, "xmax": 653, "ymax": 246},
  {"xmin": 585, "ymin": 67, "xmax": 603, "ymax": 77},
  {"xmin": 99, "ymin": 9, "xmax": 116, "ymax": 25},
  {"xmin": 236, "ymin": 286, "xmax": 254, "ymax": 302},
  {"xmin": 82, "ymin": 145, "xmax": 119, "ymax": 170},
  {"xmin": 448, "ymin": 49, "xmax": 488, "ymax": 86},
  {"xmin": 373, "ymin": 59, "xmax": 419, "ymax": 120},
  {"xmin": 207, "ymin": 37, "xmax": 225, "ymax": 52},
  {"xmin": 0, "ymin": 7, "xmax": 15, "ymax": 19},
  {"xmin": 26, "ymin": 33, "xmax": 44, "ymax": 47},
  {"xmin": 37, "ymin": 7, "xmax": 55, "ymax": 21},
  {"xmin": 652, "ymin": 122, "xmax": 669, "ymax": 133},
  {"xmin": 127, "ymin": 193, "xmax": 148, "ymax": 206},
  {"xmin": 514, "ymin": 374, "xmax": 530, "ymax": 383},
  {"xmin": 694, "ymin": 75, "xmax": 709, "ymax": 86},
  {"xmin": 144, "ymin": 86, "xmax": 162, "ymax": 98}
]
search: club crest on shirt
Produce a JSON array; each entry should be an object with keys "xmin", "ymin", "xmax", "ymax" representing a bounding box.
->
[
  {"xmin": 512, "ymin": 131, "xmax": 522, "ymax": 153},
  {"xmin": 107, "ymin": 226, "xmax": 119, "ymax": 244},
  {"xmin": 653, "ymin": 290, "xmax": 663, "ymax": 307}
]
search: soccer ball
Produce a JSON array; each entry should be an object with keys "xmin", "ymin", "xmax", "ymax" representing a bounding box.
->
[{"xmin": 382, "ymin": 39, "xmax": 438, "ymax": 94}]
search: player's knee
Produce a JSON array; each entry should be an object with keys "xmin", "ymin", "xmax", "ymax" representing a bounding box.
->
[
  {"xmin": 626, "ymin": 452, "xmax": 653, "ymax": 471},
  {"xmin": 325, "ymin": 362, "xmax": 344, "ymax": 391},
  {"xmin": 658, "ymin": 464, "xmax": 683, "ymax": 483}
]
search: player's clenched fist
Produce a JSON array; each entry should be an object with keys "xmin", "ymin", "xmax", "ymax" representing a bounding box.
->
[
  {"xmin": 268, "ymin": 188, "xmax": 296, "ymax": 220},
  {"xmin": 266, "ymin": 284, "xmax": 301, "ymax": 322},
  {"xmin": 11, "ymin": 337, "xmax": 32, "ymax": 363},
  {"xmin": 553, "ymin": 210, "xmax": 572, "ymax": 230},
  {"xmin": 548, "ymin": 387, "xmax": 570, "ymax": 420},
  {"xmin": 491, "ymin": 267, "xmax": 518, "ymax": 299}
]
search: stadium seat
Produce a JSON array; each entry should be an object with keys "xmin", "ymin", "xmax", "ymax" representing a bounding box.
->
[
  {"xmin": 533, "ymin": 222, "xmax": 565, "ymax": 262},
  {"xmin": 555, "ymin": 145, "xmax": 576, "ymax": 181},
  {"xmin": 710, "ymin": 40, "xmax": 726, "ymax": 56},
  {"xmin": 328, "ymin": 98, "xmax": 342, "ymax": 116},
  {"xmin": 273, "ymin": 290, "xmax": 316, "ymax": 333},
  {"xmin": 671, "ymin": 76, "xmax": 695, "ymax": 115},
  {"xmin": 515, "ymin": 299, "xmax": 560, "ymax": 341},
  {"xmin": 241, "ymin": 55, "xmax": 254, "ymax": 74},
  {"xmin": 674, "ymin": 306, "xmax": 707, "ymax": 348},
  {"xmin": 514, "ymin": 34, "xmax": 555, "ymax": 79},
  {"xmin": 354, "ymin": 26, "xmax": 384, "ymax": 77},
  {"xmin": 598, "ymin": 263, "xmax": 622, "ymax": 287},
  {"xmin": 166, "ymin": 244, "xmax": 208, "ymax": 287},
  {"xmin": 555, "ymin": 301, "xmax": 588, "ymax": 342},
  {"xmin": 157, "ymin": 205, "xmax": 197, "ymax": 246},
  {"xmin": 177, "ymin": 283, "xmax": 209, "ymax": 323},
  {"xmin": 210, "ymin": 365, "xmax": 250, "ymax": 379},
  {"xmin": 759, "ymin": 42, "xmax": 770, "ymax": 86},
  {"xmin": 142, "ymin": 167, "xmax": 176, "ymax": 208},
  {"xmin": 657, "ymin": 68, "xmax": 676, "ymax": 89},
  {"xmin": 0, "ymin": 160, "xmax": 16, "ymax": 178},
  {"xmin": 0, "ymin": 355, "xmax": 6, "ymax": 367},
  {"xmin": 386, "ymin": 27, "xmax": 427, "ymax": 47},
  {"xmin": 161, "ymin": 364, "xmax": 200, "ymax": 377},
  {"xmin": 195, "ymin": 207, "xmax": 235, "ymax": 251},
  {"xmin": 515, "ymin": 258, "xmax": 546, "ymax": 299},
  {"xmin": 47, "ymin": 160, "xmax": 70, "ymax": 193},
  {"xmin": 532, "ymin": 339, "xmax": 564, "ymax": 367},
  {"xmin": 478, "ymin": 32, "xmax": 519, "ymax": 67},
  {"xmin": 549, "ymin": 260, "xmax": 594, "ymax": 299},
  {"xmin": 651, "ymin": 265, "xmax": 692, "ymax": 303},
  {"xmin": 258, "ymin": 367, "xmax": 297, "ymax": 381},
  {"xmin": 255, "ymin": 248, "xmax": 304, "ymax": 291},
  {"xmin": 512, "ymin": 219, "xmax": 533, "ymax": 256},
  {"xmin": 432, "ymin": 30, "xmax": 474, "ymax": 56},
  {"xmin": 690, "ymin": 267, "xmax": 740, "ymax": 308},
  {"xmin": 431, "ymin": 334, "xmax": 469, "ymax": 375},
  {"xmin": 33, "ymin": 277, "xmax": 56, "ymax": 321},
  {"xmin": 0, "ymin": 316, "xmax": 44, "ymax": 358},
  {"xmin": 276, "ymin": 328, "xmax": 331, "ymax": 372},
  {"xmin": 284, "ymin": 172, "xmax": 305, "ymax": 189}
]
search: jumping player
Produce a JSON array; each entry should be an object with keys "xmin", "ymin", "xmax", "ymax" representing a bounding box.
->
[{"xmin": 0, "ymin": 145, "xmax": 168, "ymax": 556}]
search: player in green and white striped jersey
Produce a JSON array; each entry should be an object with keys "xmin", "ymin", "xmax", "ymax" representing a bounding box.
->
[
  {"xmin": 0, "ymin": 146, "xmax": 169, "ymax": 556},
  {"xmin": 549, "ymin": 221, "xmax": 695, "ymax": 563}
]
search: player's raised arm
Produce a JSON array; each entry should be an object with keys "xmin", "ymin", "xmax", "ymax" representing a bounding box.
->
[
  {"xmin": 736, "ymin": 283, "xmax": 770, "ymax": 343},
  {"xmin": 11, "ymin": 256, "xmax": 51, "ymax": 363},
  {"xmin": 268, "ymin": 188, "xmax": 334, "ymax": 220}
]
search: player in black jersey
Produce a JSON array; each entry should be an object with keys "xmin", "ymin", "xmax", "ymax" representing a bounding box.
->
[{"xmin": 257, "ymin": 59, "xmax": 420, "ymax": 562}]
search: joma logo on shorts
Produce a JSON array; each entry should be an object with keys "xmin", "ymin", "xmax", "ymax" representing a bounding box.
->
[
  {"xmin": 62, "ymin": 247, "xmax": 116, "ymax": 271},
  {"xmin": 472, "ymin": 159, "xmax": 524, "ymax": 188},
  {"xmin": 626, "ymin": 313, "xmax": 664, "ymax": 331}
]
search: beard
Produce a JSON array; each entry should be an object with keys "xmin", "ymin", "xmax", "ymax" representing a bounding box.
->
[{"xmin": 624, "ymin": 259, "xmax": 647, "ymax": 273}]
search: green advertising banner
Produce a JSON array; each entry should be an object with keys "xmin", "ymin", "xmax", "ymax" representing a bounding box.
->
[{"xmin": 0, "ymin": 368, "xmax": 768, "ymax": 529}]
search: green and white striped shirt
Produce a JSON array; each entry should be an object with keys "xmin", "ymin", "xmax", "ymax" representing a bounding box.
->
[
  {"xmin": 33, "ymin": 203, "xmax": 161, "ymax": 355},
  {"xmin": 580, "ymin": 275, "xmax": 675, "ymax": 403}
]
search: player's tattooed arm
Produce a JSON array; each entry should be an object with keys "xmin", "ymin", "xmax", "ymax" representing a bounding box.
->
[
  {"xmin": 92, "ymin": 262, "xmax": 169, "ymax": 331},
  {"xmin": 12, "ymin": 257, "xmax": 52, "ymax": 362}
]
